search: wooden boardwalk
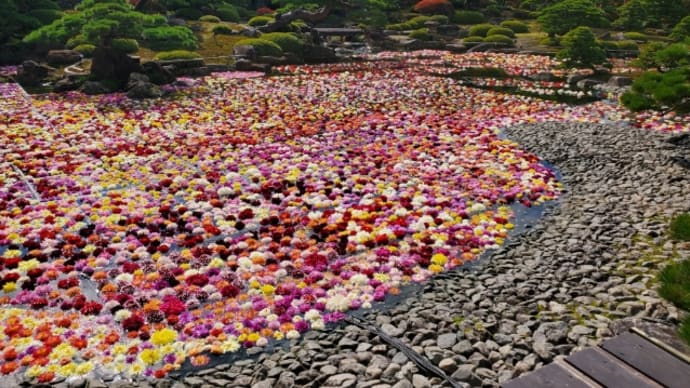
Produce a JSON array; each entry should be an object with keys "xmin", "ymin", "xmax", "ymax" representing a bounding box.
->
[{"xmin": 502, "ymin": 329, "xmax": 690, "ymax": 388}]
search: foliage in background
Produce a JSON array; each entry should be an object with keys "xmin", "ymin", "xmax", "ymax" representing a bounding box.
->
[
  {"xmin": 557, "ymin": 26, "xmax": 607, "ymax": 69},
  {"xmin": 537, "ymin": 0, "xmax": 608, "ymax": 37}
]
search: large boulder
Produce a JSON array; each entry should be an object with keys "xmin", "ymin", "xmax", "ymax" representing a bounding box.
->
[
  {"xmin": 91, "ymin": 47, "xmax": 141, "ymax": 86},
  {"xmin": 80, "ymin": 81, "xmax": 111, "ymax": 95},
  {"xmin": 233, "ymin": 45, "xmax": 257, "ymax": 61},
  {"xmin": 126, "ymin": 73, "xmax": 162, "ymax": 99},
  {"xmin": 53, "ymin": 76, "xmax": 84, "ymax": 92},
  {"xmin": 608, "ymin": 76, "xmax": 633, "ymax": 87},
  {"xmin": 302, "ymin": 44, "xmax": 337, "ymax": 64},
  {"xmin": 16, "ymin": 60, "xmax": 55, "ymax": 86},
  {"xmin": 576, "ymin": 78, "xmax": 603, "ymax": 90},
  {"xmin": 46, "ymin": 50, "xmax": 82, "ymax": 66},
  {"xmin": 142, "ymin": 61, "xmax": 175, "ymax": 85},
  {"xmin": 234, "ymin": 59, "xmax": 271, "ymax": 73},
  {"xmin": 437, "ymin": 24, "xmax": 461, "ymax": 37}
]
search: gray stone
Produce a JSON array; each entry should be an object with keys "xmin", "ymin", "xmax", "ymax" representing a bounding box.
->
[
  {"xmin": 276, "ymin": 371, "xmax": 295, "ymax": 388},
  {"xmin": 252, "ymin": 379, "xmax": 276, "ymax": 388},
  {"xmin": 452, "ymin": 340, "xmax": 473, "ymax": 355},
  {"xmin": 437, "ymin": 333, "xmax": 457, "ymax": 349},
  {"xmin": 324, "ymin": 373, "xmax": 357, "ymax": 387},
  {"xmin": 438, "ymin": 358, "xmax": 458, "ymax": 373},
  {"xmin": 47, "ymin": 50, "xmax": 82, "ymax": 66},
  {"xmin": 411, "ymin": 374, "xmax": 431, "ymax": 388},
  {"xmin": 391, "ymin": 380, "xmax": 413, "ymax": 388}
]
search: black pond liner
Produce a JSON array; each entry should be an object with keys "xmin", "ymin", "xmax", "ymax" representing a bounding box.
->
[{"xmin": 169, "ymin": 148, "xmax": 565, "ymax": 379}]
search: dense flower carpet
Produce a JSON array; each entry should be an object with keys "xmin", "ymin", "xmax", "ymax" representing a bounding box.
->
[{"xmin": 0, "ymin": 51, "xmax": 688, "ymax": 383}]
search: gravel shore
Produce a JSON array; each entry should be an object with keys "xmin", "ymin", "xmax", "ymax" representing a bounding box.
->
[{"xmin": 59, "ymin": 121, "xmax": 690, "ymax": 388}]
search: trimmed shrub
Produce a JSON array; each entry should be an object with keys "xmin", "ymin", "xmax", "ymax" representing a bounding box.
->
[
  {"xmin": 260, "ymin": 32, "xmax": 304, "ymax": 55},
  {"xmin": 452, "ymin": 10, "xmax": 486, "ymax": 25},
  {"xmin": 429, "ymin": 15, "xmax": 449, "ymax": 24},
  {"xmin": 111, "ymin": 38, "xmax": 139, "ymax": 54},
  {"xmin": 659, "ymin": 259, "xmax": 690, "ymax": 310},
  {"xmin": 199, "ymin": 15, "xmax": 221, "ymax": 23},
  {"xmin": 463, "ymin": 36, "xmax": 484, "ymax": 44},
  {"xmin": 487, "ymin": 27, "xmax": 515, "ymax": 38},
  {"xmin": 616, "ymin": 40, "xmax": 639, "ymax": 51},
  {"xmin": 66, "ymin": 34, "xmax": 91, "ymax": 49},
  {"xmin": 500, "ymin": 20, "xmax": 529, "ymax": 33},
  {"xmin": 154, "ymin": 50, "xmax": 202, "ymax": 61},
  {"xmin": 235, "ymin": 38, "xmax": 282, "ymax": 57},
  {"xmin": 216, "ymin": 5, "xmax": 240, "ymax": 22},
  {"xmin": 175, "ymin": 7, "xmax": 204, "ymax": 20},
  {"xmin": 248, "ymin": 16, "xmax": 274, "ymax": 27},
  {"xmin": 468, "ymin": 23, "xmax": 497, "ymax": 37},
  {"xmin": 623, "ymin": 31, "xmax": 648, "ymax": 42},
  {"xmin": 671, "ymin": 213, "xmax": 690, "ymax": 241},
  {"xmin": 142, "ymin": 26, "xmax": 198, "ymax": 51},
  {"xmin": 409, "ymin": 28, "xmax": 432, "ymax": 41},
  {"xmin": 73, "ymin": 44, "xmax": 96, "ymax": 57},
  {"xmin": 212, "ymin": 25, "xmax": 234, "ymax": 35},
  {"xmin": 599, "ymin": 40, "xmax": 620, "ymax": 50},
  {"xmin": 414, "ymin": 0, "xmax": 454, "ymax": 16},
  {"xmin": 484, "ymin": 34, "xmax": 514, "ymax": 45},
  {"xmin": 387, "ymin": 16, "xmax": 432, "ymax": 31}
]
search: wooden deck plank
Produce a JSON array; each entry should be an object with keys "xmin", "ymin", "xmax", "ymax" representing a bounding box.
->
[
  {"xmin": 566, "ymin": 347, "xmax": 660, "ymax": 388},
  {"xmin": 600, "ymin": 332, "xmax": 690, "ymax": 388},
  {"xmin": 501, "ymin": 362, "xmax": 593, "ymax": 388}
]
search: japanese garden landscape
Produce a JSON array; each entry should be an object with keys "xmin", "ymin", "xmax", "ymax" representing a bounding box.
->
[{"xmin": 3, "ymin": 1, "xmax": 690, "ymax": 387}]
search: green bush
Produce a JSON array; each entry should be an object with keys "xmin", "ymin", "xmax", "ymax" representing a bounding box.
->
[
  {"xmin": 386, "ymin": 16, "xmax": 435, "ymax": 31},
  {"xmin": 623, "ymin": 31, "xmax": 648, "ymax": 42},
  {"xmin": 463, "ymin": 36, "xmax": 484, "ymax": 44},
  {"xmin": 484, "ymin": 34, "xmax": 514, "ymax": 45},
  {"xmin": 468, "ymin": 23, "xmax": 497, "ymax": 37},
  {"xmin": 671, "ymin": 213, "xmax": 690, "ymax": 241},
  {"xmin": 73, "ymin": 44, "xmax": 96, "ymax": 57},
  {"xmin": 500, "ymin": 20, "xmax": 529, "ymax": 33},
  {"xmin": 260, "ymin": 32, "xmax": 304, "ymax": 55},
  {"xmin": 235, "ymin": 38, "xmax": 282, "ymax": 57},
  {"xmin": 616, "ymin": 40, "xmax": 639, "ymax": 51},
  {"xmin": 429, "ymin": 15, "xmax": 449, "ymax": 24},
  {"xmin": 175, "ymin": 7, "xmax": 204, "ymax": 20},
  {"xmin": 142, "ymin": 26, "xmax": 198, "ymax": 51},
  {"xmin": 452, "ymin": 10, "xmax": 486, "ymax": 25},
  {"xmin": 199, "ymin": 15, "xmax": 221, "ymax": 23},
  {"xmin": 28, "ymin": 9, "xmax": 63, "ymax": 25},
  {"xmin": 216, "ymin": 5, "xmax": 240, "ymax": 22},
  {"xmin": 154, "ymin": 50, "xmax": 202, "ymax": 61},
  {"xmin": 212, "ymin": 25, "xmax": 234, "ymax": 35},
  {"xmin": 66, "ymin": 34, "xmax": 91, "ymax": 49},
  {"xmin": 248, "ymin": 15, "xmax": 274, "ymax": 27},
  {"xmin": 599, "ymin": 40, "xmax": 619, "ymax": 50},
  {"xmin": 409, "ymin": 28, "xmax": 432, "ymax": 41},
  {"xmin": 111, "ymin": 38, "xmax": 139, "ymax": 54},
  {"xmin": 659, "ymin": 259, "xmax": 690, "ymax": 310},
  {"xmin": 487, "ymin": 27, "xmax": 515, "ymax": 38}
]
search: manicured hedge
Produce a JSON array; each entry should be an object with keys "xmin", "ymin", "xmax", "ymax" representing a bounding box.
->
[
  {"xmin": 199, "ymin": 15, "xmax": 221, "ymax": 23},
  {"xmin": 260, "ymin": 32, "xmax": 304, "ymax": 55},
  {"xmin": 154, "ymin": 50, "xmax": 202, "ymax": 61},
  {"xmin": 468, "ymin": 23, "xmax": 497, "ymax": 37},
  {"xmin": 235, "ymin": 38, "xmax": 283, "ymax": 57},
  {"xmin": 74, "ymin": 44, "xmax": 96, "ymax": 57},
  {"xmin": 248, "ymin": 16, "xmax": 273, "ymax": 27},
  {"xmin": 409, "ymin": 28, "xmax": 432, "ymax": 41},
  {"xmin": 216, "ymin": 5, "xmax": 240, "ymax": 22},
  {"xmin": 452, "ymin": 10, "xmax": 486, "ymax": 25},
  {"xmin": 142, "ymin": 26, "xmax": 198, "ymax": 51},
  {"xmin": 500, "ymin": 20, "xmax": 529, "ymax": 33},
  {"xmin": 487, "ymin": 27, "xmax": 515, "ymax": 38},
  {"xmin": 111, "ymin": 38, "xmax": 139, "ymax": 54},
  {"xmin": 484, "ymin": 34, "xmax": 514, "ymax": 45}
]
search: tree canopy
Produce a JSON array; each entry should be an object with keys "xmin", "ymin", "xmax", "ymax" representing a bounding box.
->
[
  {"xmin": 557, "ymin": 26, "xmax": 607, "ymax": 69},
  {"xmin": 537, "ymin": 0, "xmax": 608, "ymax": 37}
]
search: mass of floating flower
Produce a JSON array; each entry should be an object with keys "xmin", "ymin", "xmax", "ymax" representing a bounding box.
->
[{"xmin": 0, "ymin": 51, "xmax": 689, "ymax": 383}]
